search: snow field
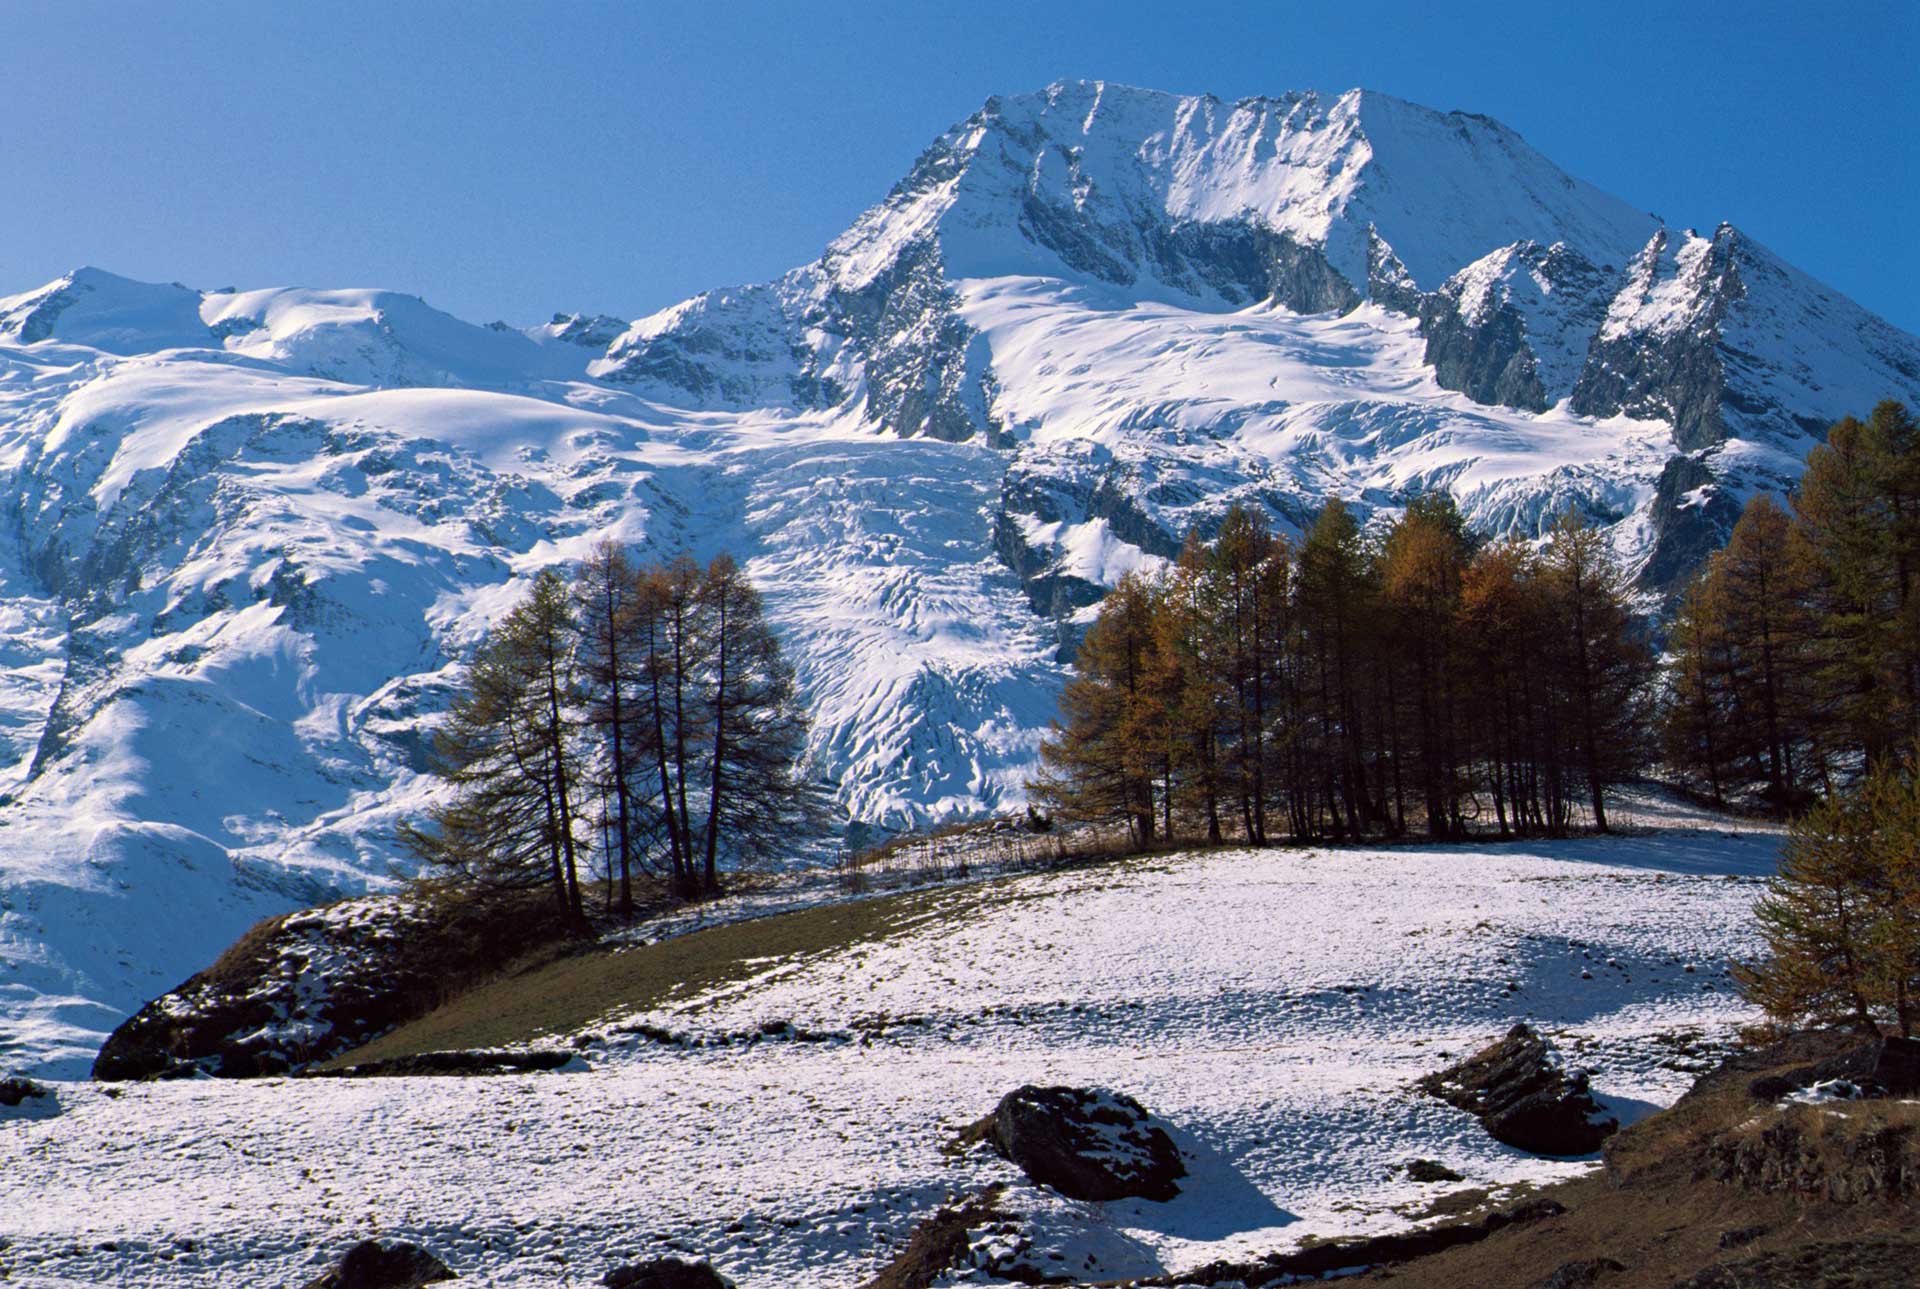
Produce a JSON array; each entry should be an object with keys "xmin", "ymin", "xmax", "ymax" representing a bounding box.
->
[{"xmin": 2, "ymin": 829, "xmax": 1776, "ymax": 1287}]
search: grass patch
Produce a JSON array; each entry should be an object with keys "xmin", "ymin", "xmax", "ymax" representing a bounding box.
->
[{"xmin": 320, "ymin": 871, "xmax": 1045, "ymax": 1068}]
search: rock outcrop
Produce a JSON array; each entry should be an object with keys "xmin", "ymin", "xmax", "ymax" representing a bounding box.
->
[
  {"xmin": 1419, "ymin": 1024, "xmax": 1619, "ymax": 1156},
  {"xmin": 1704, "ymin": 1104, "xmax": 1919, "ymax": 1203},
  {"xmin": 855, "ymin": 1189, "xmax": 1007, "ymax": 1289},
  {"xmin": 1419, "ymin": 240, "xmax": 1617, "ymax": 412},
  {"xmin": 0, "ymin": 1076, "xmax": 50, "ymax": 1107},
  {"xmin": 601, "ymin": 1257, "xmax": 736, "ymax": 1289},
  {"xmin": 92, "ymin": 899, "xmax": 432, "ymax": 1081},
  {"xmin": 1746, "ymin": 1034, "xmax": 1920, "ymax": 1101},
  {"xmin": 1164, "ymin": 1196, "xmax": 1566, "ymax": 1285},
  {"xmin": 982, "ymin": 1084, "xmax": 1186, "ymax": 1202},
  {"xmin": 301, "ymin": 1240, "xmax": 455, "ymax": 1289},
  {"xmin": 93, "ymin": 893, "xmax": 577, "ymax": 1081}
]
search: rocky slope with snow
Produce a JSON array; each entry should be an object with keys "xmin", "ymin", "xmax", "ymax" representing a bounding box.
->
[{"xmin": 1, "ymin": 80, "xmax": 1916, "ymax": 1075}]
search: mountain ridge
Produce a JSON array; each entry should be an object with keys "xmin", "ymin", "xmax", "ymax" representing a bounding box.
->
[{"xmin": 1, "ymin": 81, "xmax": 1917, "ymax": 1074}]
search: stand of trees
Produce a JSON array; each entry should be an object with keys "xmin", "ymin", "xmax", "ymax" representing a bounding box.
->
[
  {"xmin": 405, "ymin": 545, "xmax": 824, "ymax": 919},
  {"xmin": 1663, "ymin": 400, "xmax": 1920, "ymax": 807},
  {"xmin": 1032, "ymin": 499, "xmax": 1654, "ymax": 847}
]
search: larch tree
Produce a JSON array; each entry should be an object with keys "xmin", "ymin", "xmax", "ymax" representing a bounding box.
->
[
  {"xmin": 405, "ymin": 568, "xmax": 589, "ymax": 920},
  {"xmin": 1382, "ymin": 493, "xmax": 1473, "ymax": 838},
  {"xmin": 1209, "ymin": 506, "xmax": 1283, "ymax": 844},
  {"xmin": 1541, "ymin": 511, "xmax": 1650, "ymax": 833},
  {"xmin": 1739, "ymin": 756, "xmax": 1920, "ymax": 1036},
  {"xmin": 1294, "ymin": 499, "xmax": 1379, "ymax": 838},
  {"xmin": 1795, "ymin": 401, "xmax": 1920, "ymax": 765},
  {"xmin": 1033, "ymin": 572, "xmax": 1165, "ymax": 850},
  {"xmin": 693, "ymin": 554, "xmax": 824, "ymax": 892},
  {"xmin": 576, "ymin": 541, "xmax": 642, "ymax": 916}
]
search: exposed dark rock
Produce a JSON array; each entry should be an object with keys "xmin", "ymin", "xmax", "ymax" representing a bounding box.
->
[
  {"xmin": 1366, "ymin": 229, "xmax": 1423, "ymax": 315},
  {"xmin": 983, "ymin": 1084, "xmax": 1186, "ymax": 1202},
  {"xmin": 1665, "ymin": 1029, "xmax": 1866, "ymax": 1103},
  {"xmin": 1639, "ymin": 453, "xmax": 1742, "ymax": 597},
  {"xmin": 1403, "ymin": 1158, "xmax": 1465, "ymax": 1183},
  {"xmin": 1746, "ymin": 1035, "xmax": 1920, "ymax": 1101},
  {"xmin": 1015, "ymin": 177, "xmax": 1360, "ymax": 315},
  {"xmin": 1419, "ymin": 1023, "xmax": 1619, "ymax": 1156},
  {"xmin": 1665, "ymin": 1234, "xmax": 1920, "ymax": 1288},
  {"xmin": 94, "ymin": 892, "xmax": 579, "ymax": 1081},
  {"xmin": 0, "ymin": 1076, "xmax": 50, "ymax": 1107},
  {"xmin": 303, "ymin": 1049, "xmax": 576, "ymax": 1079},
  {"xmin": 602, "ymin": 1256, "xmax": 736, "ymax": 1289},
  {"xmin": 1531, "ymin": 1257, "xmax": 1625, "ymax": 1288},
  {"xmin": 92, "ymin": 899, "xmax": 431, "ymax": 1081},
  {"xmin": 544, "ymin": 312, "xmax": 629, "ymax": 349},
  {"xmin": 855, "ymin": 1188, "xmax": 1037, "ymax": 1289},
  {"xmin": 1420, "ymin": 287, "xmax": 1550, "ymax": 412},
  {"xmin": 1417, "ymin": 241, "xmax": 1615, "ymax": 413},
  {"xmin": 301, "ymin": 1239, "xmax": 455, "ymax": 1289},
  {"xmin": 1703, "ymin": 1104, "xmax": 1918, "ymax": 1203},
  {"xmin": 840, "ymin": 241, "xmax": 999, "ymax": 444},
  {"xmin": 1570, "ymin": 227, "xmax": 1744, "ymax": 453},
  {"xmin": 992, "ymin": 466, "xmax": 1106, "ymax": 628}
]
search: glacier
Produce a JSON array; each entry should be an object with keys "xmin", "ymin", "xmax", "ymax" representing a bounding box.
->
[{"xmin": 2, "ymin": 80, "xmax": 1918, "ymax": 1075}]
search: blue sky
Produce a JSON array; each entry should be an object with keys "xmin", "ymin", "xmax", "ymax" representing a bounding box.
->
[{"xmin": 6, "ymin": 1, "xmax": 1916, "ymax": 331}]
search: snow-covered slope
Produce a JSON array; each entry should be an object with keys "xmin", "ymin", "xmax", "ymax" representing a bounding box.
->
[
  {"xmin": 0, "ymin": 827, "xmax": 1778, "ymax": 1285},
  {"xmin": 2, "ymin": 81, "xmax": 1917, "ymax": 1075}
]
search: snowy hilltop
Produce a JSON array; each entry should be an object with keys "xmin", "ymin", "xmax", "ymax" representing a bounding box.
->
[{"xmin": 1, "ymin": 80, "xmax": 1917, "ymax": 1074}]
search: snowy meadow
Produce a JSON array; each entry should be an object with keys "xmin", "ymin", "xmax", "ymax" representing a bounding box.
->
[{"xmin": 2, "ymin": 823, "xmax": 1777, "ymax": 1287}]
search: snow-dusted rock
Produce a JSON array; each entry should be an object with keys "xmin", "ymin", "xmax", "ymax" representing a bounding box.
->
[
  {"xmin": 985, "ymin": 1084, "xmax": 1186, "ymax": 1202},
  {"xmin": 1745, "ymin": 1034, "xmax": 1920, "ymax": 1102},
  {"xmin": 90, "ymin": 897, "xmax": 435, "ymax": 1081},
  {"xmin": 1420, "ymin": 241, "xmax": 1618, "ymax": 411},
  {"xmin": 602, "ymin": 1258, "xmax": 735, "ymax": 1289},
  {"xmin": 0, "ymin": 1075, "xmax": 50, "ymax": 1107},
  {"xmin": 1420, "ymin": 1023, "xmax": 1619, "ymax": 1157},
  {"xmin": 301, "ymin": 1240, "xmax": 455, "ymax": 1289}
]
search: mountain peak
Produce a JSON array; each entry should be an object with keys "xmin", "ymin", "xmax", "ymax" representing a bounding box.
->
[
  {"xmin": 0, "ymin": 265, "xmax": 209, "ymax": 352},
  {"xmin": 819, "ymin": 80, "xmax": 1659, "ymax": 303}
]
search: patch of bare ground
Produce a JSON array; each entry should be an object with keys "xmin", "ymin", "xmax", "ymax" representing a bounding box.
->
[{"xmin": 1318, "ymin": 1029, "xmax": 1920, "ymax": 1289}]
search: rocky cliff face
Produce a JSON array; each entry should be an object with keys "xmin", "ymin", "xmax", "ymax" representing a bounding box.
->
[
  {"xmin": 603, "ymin": 85, "xmax": 1918, "ymax": 613},
  {"xmin": 1418, "ymin": 240, "xmax": 1619, "ymax": 413}
]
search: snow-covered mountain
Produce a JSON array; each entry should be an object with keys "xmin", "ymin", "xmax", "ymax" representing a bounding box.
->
[{"xmin": 2, "ymin": 81, "xmax": 1916, "ymax": 1075}]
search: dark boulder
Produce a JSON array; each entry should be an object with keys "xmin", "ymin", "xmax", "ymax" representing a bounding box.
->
[
  {"xmin": 1419, "ymin": 1024, "xmax": 1619, "ymax": 1156},
  {"xmin": 855, "ymin": 1188, "xmax": 1035, "ymax": 1289},
  {"xmin": 0, "ymin": 1076, "xmax": 51, "ymax": 1107},
  {"xmin": 302, "ymin": 1240, "xmax": 454, "ymax": 1289},
  {"xmin": 1403, "ymin": 1158, "xmax": 1464, "ymax": 1183},
  {"xmin": 984, "ymin": 1084, "xmax": 1186, "ymax": 1202},
  {"xmin": 602, "ymin": 1257, "xmax": 735, "ymax": 1289}
]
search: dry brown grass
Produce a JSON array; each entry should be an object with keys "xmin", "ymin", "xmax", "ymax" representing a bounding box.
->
[
  {"xmin": 320, "ymin": 874, "xmax": 1023, "ymax": 1067},
  {"xmin": 1334, "ymin": 1033, "xmax": 1920, "ymax": 1289}
]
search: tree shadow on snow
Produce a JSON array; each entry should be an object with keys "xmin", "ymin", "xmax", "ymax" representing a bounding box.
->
[{"xmin": 1485, "ymin": 830, "xmax": 1781, "ymax": 878}]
